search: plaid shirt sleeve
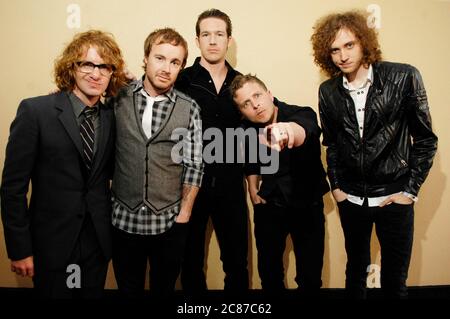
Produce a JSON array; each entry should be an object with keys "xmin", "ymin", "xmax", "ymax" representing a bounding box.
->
[{"xmin": 182, "ymin": 100, "xmax": 204, "ymax": 187}]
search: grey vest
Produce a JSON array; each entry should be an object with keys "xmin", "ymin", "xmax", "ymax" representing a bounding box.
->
[{"xmin": 112, "ymin": 87, "xmax": 191, "ymax": 214}]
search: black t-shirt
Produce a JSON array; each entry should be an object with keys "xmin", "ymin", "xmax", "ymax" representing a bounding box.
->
[{"xmin": 176, "ymin": 57, "xmax": 244, "ymax": 182}]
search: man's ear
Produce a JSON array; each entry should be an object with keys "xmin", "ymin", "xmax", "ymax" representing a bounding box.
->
[
  {"xmin": 227, "ymin": 36, "xmax": 233, "ymax": 49},
  {"xmin": 232, "ymin": 100, "xmax": 244, "ymax": 119}
]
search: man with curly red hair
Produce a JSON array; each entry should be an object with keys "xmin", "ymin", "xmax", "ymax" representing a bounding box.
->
[
  {"xmin": 1, "ymin": 30, "xmax": 127, "ymax": 298},
  {"xmin": 311, "ymin": 11, "xmax": 437, "ymax": 298}
]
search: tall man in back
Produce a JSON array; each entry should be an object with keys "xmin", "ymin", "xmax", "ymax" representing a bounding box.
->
[{"xmin": 176, "ymin": 9, "xmax": 249, "ymax": 296}]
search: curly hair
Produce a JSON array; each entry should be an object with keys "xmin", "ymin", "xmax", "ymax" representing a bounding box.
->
[
  {"xmin": 54, "ymin": 30, "xmax": 127, "ymax": 97},
  {"xmin": 142, "ymin": 28, "xmax": 188, "ymax": 70},
  {"xmin": 311, "ymin": 10, "xmax": 382, "ymax": 78}
]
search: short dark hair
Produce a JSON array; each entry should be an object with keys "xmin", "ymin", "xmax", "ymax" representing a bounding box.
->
[
  {"xmin": 311, "ymin": 10, "xmax": 382, "ymax": 77},
  {"xmin": 196, "ymin": 9, "xmax": 232, "ymax": 37}
]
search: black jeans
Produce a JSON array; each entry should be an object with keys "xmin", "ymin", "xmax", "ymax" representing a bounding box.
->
[
  {"xmin": 181, "ymin": 177, "xmax": 249, "ymax": 296},
  {"xmin": 337, "ymin": 199, "xmax": 414, "ymax": 299},
  {"xmin": 112, "ymin": 222, "xmax": 189, "ymax": 298},
  {"xmin": 253, "ymin": 200, "xmax": 325, "ymax": 296}
]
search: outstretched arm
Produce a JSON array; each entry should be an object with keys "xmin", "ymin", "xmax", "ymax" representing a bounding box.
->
[{"xmin": 261, "ymin": 121, "xmax": 306, "ymax": 151}]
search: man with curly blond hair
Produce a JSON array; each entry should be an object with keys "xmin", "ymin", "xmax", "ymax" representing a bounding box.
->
[
  {"xmin": 1, "ymin": 30, "xmax": 127, "ymax": 298},
  {"xmin": 311, "ymin": 11, "xmax": 437, "ymax": 298}
]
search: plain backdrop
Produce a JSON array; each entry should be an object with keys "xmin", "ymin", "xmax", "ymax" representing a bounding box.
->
[{"xmin": 0, "ymin": 0, "xmax": 448, "ymax": 290}]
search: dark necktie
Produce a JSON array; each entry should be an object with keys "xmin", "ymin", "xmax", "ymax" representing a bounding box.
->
[{"xmin": 80, "ymin": 106, "xmax": 97, "ymax": 171}]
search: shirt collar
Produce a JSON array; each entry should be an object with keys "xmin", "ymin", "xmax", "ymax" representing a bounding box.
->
[
  {"xmin": 191, "ymin": 56, "xmax": 238, "ymax": 82},
  {"xmin": 343, "ymin": 64, "xmax": 373, "ymax": 91},
  {"xmin": 68, "ymin": 92, "xmax": 99, "ymax": 118}
]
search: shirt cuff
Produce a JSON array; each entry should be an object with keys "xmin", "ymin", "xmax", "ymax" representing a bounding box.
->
[
  {"xmin": 402, "ymin": 191, "xmax": 418, "ymax": 202},
  {"xmin": 182, "ymin": 167, "xmax": 204, "ymax": 187}
]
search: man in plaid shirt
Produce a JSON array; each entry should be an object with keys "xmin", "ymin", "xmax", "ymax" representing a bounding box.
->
[{"xmin": 110, "ymin": 28, "xmax": 204, "ymax": 298}]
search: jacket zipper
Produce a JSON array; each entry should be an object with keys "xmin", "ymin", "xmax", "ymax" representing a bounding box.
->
[
  {"xmin": 371, "ymin": 98, "xmax": 408, "ymax": 168},
  {"xmin": 383, "ymin": 125, "xmax": 408, "ymax": 167},
  {"xmin": 345, "ymin": 92, "xmax": 367, "ymax": 196}
]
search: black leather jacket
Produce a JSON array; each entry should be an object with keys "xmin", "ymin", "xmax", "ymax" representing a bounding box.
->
[{"xmin": 319, "ymin": 62, "xmax": 437, "ymax": 197}]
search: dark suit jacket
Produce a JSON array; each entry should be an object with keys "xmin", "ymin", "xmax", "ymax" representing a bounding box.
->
[{"xmin": 1, "ymin": 91, "xmax": 114, "ymax": 270}]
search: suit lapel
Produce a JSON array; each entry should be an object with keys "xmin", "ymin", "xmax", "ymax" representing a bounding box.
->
[{"xmin": 55, "ymin": 92, "xmax": 83, "ymax": 158}]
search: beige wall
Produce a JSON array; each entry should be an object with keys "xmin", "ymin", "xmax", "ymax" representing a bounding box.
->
[{"xmin": 0, "ymin": 0, "xmax": 449, "ymax": 289}]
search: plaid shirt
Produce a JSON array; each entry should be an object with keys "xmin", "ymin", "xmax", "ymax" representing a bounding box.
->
[{"xmin": 112, "ymin": 78, "xmax": 203, "ymax": 235}]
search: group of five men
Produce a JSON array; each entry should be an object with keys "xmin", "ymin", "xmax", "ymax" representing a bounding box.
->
[{"xmin": 0, "ymin": 8, "xmax": 437, "ymax": 299}]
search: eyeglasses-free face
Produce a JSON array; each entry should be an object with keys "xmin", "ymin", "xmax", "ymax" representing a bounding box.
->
[{"xmin": 75, "ymin": 61, "xmax": 115, "ymax": 76}]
